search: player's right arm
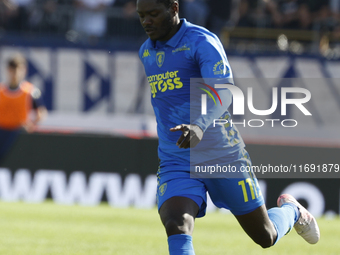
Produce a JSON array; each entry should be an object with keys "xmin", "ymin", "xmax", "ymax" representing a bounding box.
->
[{"xmin": 24, "ymin": 87, "xmax": 48, "ymax": 133}]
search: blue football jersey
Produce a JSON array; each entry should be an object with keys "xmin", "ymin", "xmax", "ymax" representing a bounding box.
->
[{"xmin": 139, "ymin": 19, "xmax": 244, "ymax": 172}]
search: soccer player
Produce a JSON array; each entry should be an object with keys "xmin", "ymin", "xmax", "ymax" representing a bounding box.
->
[
  {"xmin": 136, "ymin": 0, "xmax": 320, "ymax": 254},
  {"xmin": 0, "ymin": 53, "xmax": 47, "ymax": 161}
]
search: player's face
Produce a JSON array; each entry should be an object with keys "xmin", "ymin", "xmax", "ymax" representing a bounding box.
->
[
  {"xmin": 7, "ymin": 64, "xmax": 26, "ymax": 86},
  {"xmin": 136, "ymin": 0, "xmax": 179, "ymax": 41}
]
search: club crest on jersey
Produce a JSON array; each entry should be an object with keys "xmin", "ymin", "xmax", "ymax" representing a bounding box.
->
[
  {"xmin": 158, "ymin": 183, "xmax": 167, "ymax": 196},
  {"xmin": 156, "ymin": 51, "xmax": 165, "ymax": 68}
]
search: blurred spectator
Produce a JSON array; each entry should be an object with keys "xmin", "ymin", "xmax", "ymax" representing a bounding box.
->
[
  {"xmin": 6, "ymin": 0, "xmax": 34, "ymax": 32},
  {"xmin": 330, "ymin": 0, "xmax": 340, "ymax": 20},
  {"xmin": 72, "ymin": 0, "xmax": 114, "ymax": 43},
  {"xmin": 0, "ymin": 0, "xmax": 16, "ymax": 31},
  {"xmin": 237, "ymin": 0, "xmax": 269, "ymax": 28},
  {"xmin": 207, "ymin": 0, "xmax": 240, "ymax": 36},
  {"xmin": 266, "ymin": 0, "xmax": 330, "ymax": 30},
  {"xmin": 181, "ymin": 0, "xmax": 209, "ymax": 27},
  {"xmin": 0, "ymin": 53, "xmax": 47, "ymax": 162},
  {"xmin": 329, "ymin": 0, "xmax": 340, "ymax": 41},
  {"xmin": 266, "ymin": 0, "xmax": 302, "ymax": 29},
  {"xmin": 237, "ymin": 0, "xmax": 254, "ymax": 27},
  {"xmin": 119, "ymin": 0, "xmax": 137, "ymax": 18},
  {"xmin": 298, "ymin": 0, "xmax": 330, "ymax": 29},
  {"xmin": 30, "ymin": 0, "xmax": 61, "ymax": 34},
  {"xmin": 107, "ymin": 0, "xmax": 145, "ymax": 38}
]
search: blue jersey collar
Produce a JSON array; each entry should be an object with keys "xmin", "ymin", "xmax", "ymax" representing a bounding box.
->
[{"xmin": 149, "ymin": 18, "xmax": 188, "ymax": 49}]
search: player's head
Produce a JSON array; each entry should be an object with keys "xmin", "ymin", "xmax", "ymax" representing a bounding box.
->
[
  {"xmin": 136, "ymin": 0, "xmax": 180, "ymax": 41},
  {"xmin": 7, "ymin": 53, "xmax": 27, "ymax": 86}
]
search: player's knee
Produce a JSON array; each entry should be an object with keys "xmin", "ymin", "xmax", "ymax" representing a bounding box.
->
[
  {"xmin": 164, "ymin": 213, "xmax": 195, "ymax": 236},
  {"xmin": 253, "ymin": 233, "xmax": 276, "ymax": 249}
]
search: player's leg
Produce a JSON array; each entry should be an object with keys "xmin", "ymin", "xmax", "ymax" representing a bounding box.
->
[
  {"xmin": 234, "ymin": 205, "xmax": 277, "ymax": 248},
  {"xmin": 0, "ymin": 129, "xmax": 21, "ymax": 162},
  {"xmin": 159, "ymin": 196, "xmax": 198, "ymax": 255},
  {"xmin": 204, "ymin": 175, "xmax": 291, "ymax": 248},
  {"xmin": 206, "ymin": 176, "xmax": 301, "ymax": 248},
  {"xmin": 232, "ymin": 150, "xmax": 319, "ymax": 246},
  {"xmin": 235, "ymin": 192, "xmax": 321, "ymax": 247},
  {"xmin": 277, "ymin": 193, "xmax": 320, "ymax": 244},
  {"xmin": 159, "ymin": 196, "xmax": 199, "ymax": 236},
  {"xmin": 157, "ymin": 177, "xmax": 207, "ymax": 255},
  {"xmin": 204, "ymin": 148, "xmax": 319, "ymax": 247},
  {"xmin": 234, "ymin": 203, "xmax": 298, "ymax": 248}
]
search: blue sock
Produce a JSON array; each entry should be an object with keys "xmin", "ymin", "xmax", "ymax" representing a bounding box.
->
[
  {"xmin": 168, "ymin": 234, "xmax": 195, "ymax": 255},
  {"xmin": 268, "ymin": 204, "xmax": 300, "ymax": 245}
]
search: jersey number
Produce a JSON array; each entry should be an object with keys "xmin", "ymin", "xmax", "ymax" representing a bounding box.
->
[{"xmin": 238, "ymin": 178, "xmax": 258, "ymax": 202}]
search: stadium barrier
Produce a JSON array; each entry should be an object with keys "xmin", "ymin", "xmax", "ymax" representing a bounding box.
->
[
  {"xmin": 1, "ymin": 46, "xmax": 340, "ymax": 147},
  {"xmin": 1, "ymin": 46, "xmax": 340, "ymax": 116},
  {"xmin": 0, "ymin": 132, "xmax": 339, "ymax": 217}
]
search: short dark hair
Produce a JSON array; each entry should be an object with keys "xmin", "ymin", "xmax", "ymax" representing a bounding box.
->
[
  {"xmin": 156, "ymin": 0, "xmax": 177, "ymax": 8},
  {"xmin": 7, "ymin": 53, "xmax": 27, "ymax": 68}
]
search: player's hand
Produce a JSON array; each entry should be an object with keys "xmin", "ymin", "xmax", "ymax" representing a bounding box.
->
[
  {"xmin": 23, "ymin": 121, "xmax": 36, "ymax": 133},
  {"xmin": 170, "ymin": 124, "xmax": 203, "ymax": 149}
]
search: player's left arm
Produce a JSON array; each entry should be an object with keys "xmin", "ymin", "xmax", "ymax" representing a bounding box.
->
[
  {"xmin": 24, "ymin": 87, "xmax": 48, "ymax": 133},
  {"xmin": 171, "ymin": 88, "xmax": 231, "ymax": 149},
  {"xmin": 171, "ymin": 35, "xmax": 233, "ymax": 148},
  {"xmin": 170, "ymin": 124, "xmax": 203, "ymax": 149}
]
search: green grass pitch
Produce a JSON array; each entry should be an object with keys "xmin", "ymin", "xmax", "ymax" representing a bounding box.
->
[{"xmin": 0, "ymin": 201, "xmax": 339, "ymax": 255}]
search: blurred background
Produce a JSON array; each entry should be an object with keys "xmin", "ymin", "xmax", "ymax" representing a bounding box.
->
[{"xmin": 0, "ymin": 0, "xmax": 339, "ymax": 217}]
